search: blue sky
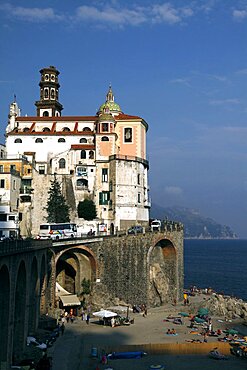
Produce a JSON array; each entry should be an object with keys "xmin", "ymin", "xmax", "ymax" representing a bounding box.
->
[{"xmin": 0, "ymin": 0, "xmax": 247, "ymax": 236}]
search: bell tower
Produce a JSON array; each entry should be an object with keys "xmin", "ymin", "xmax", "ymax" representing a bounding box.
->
[{"xmin": 35, "ymin": 66, "xmax": 63, "ymax": 117}]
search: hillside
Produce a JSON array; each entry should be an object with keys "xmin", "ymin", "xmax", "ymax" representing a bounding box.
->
[{"xmin": 150, "ymin": 205, "xmax": 237, "ymax": 239}]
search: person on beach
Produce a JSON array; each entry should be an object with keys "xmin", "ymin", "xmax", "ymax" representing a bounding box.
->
[{"xmin": 86, "ymin": 313, "xmax": 90, "ymax": 324}]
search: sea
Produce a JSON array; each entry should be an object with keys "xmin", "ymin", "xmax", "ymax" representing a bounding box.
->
[{"xmin": 184, "ymin": 239, "xmax": 247, "ymax": 302}]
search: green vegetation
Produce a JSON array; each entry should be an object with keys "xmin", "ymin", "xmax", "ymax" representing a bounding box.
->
[
  {"xmin": 77, "ymin": 199, "xmax": 97, "ymax": 220},
  {"xmin": 45, "ymin": 175, "xmax": 70, "ymax": 223}
]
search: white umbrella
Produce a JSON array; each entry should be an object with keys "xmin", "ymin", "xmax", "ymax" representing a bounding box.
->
[{"xmin": 93, "ymin": 309, "xmax": 117, "ymax": 318}]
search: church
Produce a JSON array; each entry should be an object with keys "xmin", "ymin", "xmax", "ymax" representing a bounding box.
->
[{"xmin": 1, "ymin": 66, "xmax": 150, "ymax": 237}]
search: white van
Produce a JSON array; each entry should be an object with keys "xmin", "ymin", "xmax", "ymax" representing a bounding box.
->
[{"xmin": 151, "ymin": 219, "xmax": 161, "ymax": 232}]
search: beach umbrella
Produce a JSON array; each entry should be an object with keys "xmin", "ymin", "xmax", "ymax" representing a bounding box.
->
[
  {"xmin": 178, "ymin": 312, "xmax": 189, "ymax": 317},
  {"xmin": 226, "ymin": 329, "xmax": 238, "ymax": 335},
  {"xmin": 93, "ymin": 309, "xmax": 117, "ymax": 318},
  {"xmin": 194, "ymin": 317, "xmax": 205, "ymax": 323},
  {"xmin": 198, "ymin": 308, "xmax": 209, "ymax": 316}
]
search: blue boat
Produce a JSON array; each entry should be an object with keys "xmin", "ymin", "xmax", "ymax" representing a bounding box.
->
[{"xmin": 108, "ymin": 351, "xmax": 147, "ymax": 359}]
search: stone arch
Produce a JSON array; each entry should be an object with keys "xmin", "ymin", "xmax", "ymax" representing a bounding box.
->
[
  {"xmin": 0, "ymin": 264, "xmax": 10, "ymax": 365},
  {"xmin": 55, "ymin": 246, "xmax": 98, "ymax": 299},
  {"xmin": 148, "ymin": 237, "xmax": 177, "ymax": 306},
  {"xmin": 13, "ymin": 260, "xmax": 27, "ymax": 361},
  {"xmin": 39, "ymin": 254, "xmax": 46, "ymax": 315},
  {"xmin": 28, "ymin": 257, "xmax": 39, "ymax": 334}
]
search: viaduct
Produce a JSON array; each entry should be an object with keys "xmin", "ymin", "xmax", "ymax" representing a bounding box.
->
[{"xmin": 0, "ymin": 225, "xmax": 183, "ymax": 369}]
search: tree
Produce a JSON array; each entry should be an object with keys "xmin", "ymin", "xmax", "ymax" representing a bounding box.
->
[
  {"xmin": 45, "ymin": 175, "xmax": 70, "ymax": 223},
  {"xmin": 77, "ymin": 199, "xmax": 97, "ymax": 220}
]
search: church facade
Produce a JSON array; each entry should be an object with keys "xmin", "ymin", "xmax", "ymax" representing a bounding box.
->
[{"xmin": 2, "ymin": 66, "xmax": 150, "ymax": 237}]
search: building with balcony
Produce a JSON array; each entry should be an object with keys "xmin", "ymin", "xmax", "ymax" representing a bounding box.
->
[{"xmin": 4, "ymin": 66, "xmax": 150, "ymax": 237}]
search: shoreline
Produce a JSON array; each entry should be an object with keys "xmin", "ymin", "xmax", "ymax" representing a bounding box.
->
[{"xmin": 47, "ymin": 292, "xmax": 247, "ymax": 370}]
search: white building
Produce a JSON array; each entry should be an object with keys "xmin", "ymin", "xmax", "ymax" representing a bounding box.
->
[{"xmin": 4, "ymin": 66, "xmax": 150, "ymax": 237}]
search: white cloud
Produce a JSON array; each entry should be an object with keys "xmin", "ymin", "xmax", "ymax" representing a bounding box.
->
[
  {"xmin": 209, "ymin": 98, "xmax": 241, "ymax": 105},
  {"xmin": 151, "ymin": 3, "xmax": 194, "ymax": 24},
  {"xmin": 0, "ymin": 3, "xmax": 63, "ymax": 22},
  {"xmin": 75, "ymin": 5, "xmax": 147, "ymax": 26},
  {"xmin": 233, "ymin": 8, "xmax": 247, "ymax": 21},
  {"xmin": 165, "ymin": 186, "xmax": 183, "ymax": 195},
  {"xmin": 169, "ymin": 78, "xmax": 191, "ymax": 87}
]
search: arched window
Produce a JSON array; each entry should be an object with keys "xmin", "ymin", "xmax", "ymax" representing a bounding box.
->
[
  {"xmin": 43, "ymin": 127, "xmax": 50, "ymax": 132},
  {"xmin": 23, "ymin": 127, "xmax": 29, "ymax": 132},
  {"xmin": 62, "ymin": 127, "xmax": 70, "ymax": 132},
  {"xmin": 80, "ymin": 150, "xmax": 86, "ymax": 159},
  {"xmin": 59, "ymin": 158, "xmax": 66, "ymax": 169},
  {"xmin": 101, "ymin": 136, "xmax": 109, "ymax": 141},
  {"xmin": 43, "ymin": 111, "xmax": 49, "ymax": 117},
  {"xmin": 44, "ymin": 89, "xmax": 48, "ymax": 98},
  {"xmin": 14, "ymin": 139, "xmax": 22, "ymax": 143},
  {"xmin": 79, "ymin": 138, "xmax": 87, "ymax": 143},
  {"xmin": 83, "ymin": 127, "xmax": 91, "ymax": 132},
  {"xmin": 89, "ymin": 150, "xmax": 94, "ymax": 159},
  {"xmin": 35, "ymin": 138, "xmax": 43, "ymax": 143},
  {"xmin": 58, "ymin": 138, "xmax": 65, "ymax": 142}
]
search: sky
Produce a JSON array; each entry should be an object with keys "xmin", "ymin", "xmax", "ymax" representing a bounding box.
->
[{"xmin": 0, "ymin": 0, "xmax": 247, "ymax": 237}]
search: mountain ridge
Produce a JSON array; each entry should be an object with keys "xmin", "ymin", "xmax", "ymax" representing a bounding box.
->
[{"xmin": 150, "ymin": 204, "xmax": 237, "ymax": 239}]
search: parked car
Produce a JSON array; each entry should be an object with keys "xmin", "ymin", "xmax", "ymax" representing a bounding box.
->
[{"xmin": 127, "ymin": 226, "xmax": 144, "ymax": 235}]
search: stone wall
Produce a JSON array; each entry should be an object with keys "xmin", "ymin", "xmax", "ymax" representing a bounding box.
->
[{"xmin": 81, "ymin": 230, "xmax": 184, "ymax": 308}]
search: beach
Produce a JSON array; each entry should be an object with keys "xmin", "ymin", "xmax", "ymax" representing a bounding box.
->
[{"xmin": 48, "ymin": 293, "xmax": 247, "ymax": 370}]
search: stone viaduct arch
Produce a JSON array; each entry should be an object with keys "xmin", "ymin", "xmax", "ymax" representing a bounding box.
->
[
  {"xmin": 0, "ymin": 264, "xmax": 10, "ymax": 365},
  {"xmin": 53, "ymin": 245, "xmax": 98, "ymax": 301},
  {"xmin": 148, "ymin": 236, "xmax": 178, "ymax": 306}
]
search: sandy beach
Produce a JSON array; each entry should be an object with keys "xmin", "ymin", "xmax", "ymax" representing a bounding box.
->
[{"xmin": 48, "ymin": 294, "xmax": 247, "ymax": 370}]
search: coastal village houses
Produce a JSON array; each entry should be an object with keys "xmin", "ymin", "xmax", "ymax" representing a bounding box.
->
[{"xmin": 0, "ymin": 66, "xmax": 150, "ymax": 238}]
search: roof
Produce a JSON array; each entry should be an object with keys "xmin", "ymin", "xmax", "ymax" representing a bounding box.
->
[{"xmin": 59, "ymin": 294, "xmax": 81, "ymax": 307}]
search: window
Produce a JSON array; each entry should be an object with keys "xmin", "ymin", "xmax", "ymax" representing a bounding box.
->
[
  {"xmin": 39, "ymin": 166, "xmax": 45, "ymax": 175},
  {"xmin": 44, "ymin": 89, "xmax": 48, "ymax": 98},
  {"xmin": 102, "ymin": 122, "xmax": 109, "ymax": 132},
  {"xmin": 62, "ymin": 127, "xmax": 70, "ymax": 132},
  {"xmin": 0, "ymin": 150, "xmax": 4, "ymax": 158},
  {"xmin": 0, "ymin": 214, "xmax": 7, "ymax": 221},
  {"xmin": 43, "ymin": 127, "xmax": 50, "ymax": 132},
  {"xmin": 9, "ymin": 215, "xmax": 15, "ymax": 221},
  {"xmin": 77, "ymin": 167, "xmax": 87, "ymax": 176},
  {"xmin": 83, "ymin": 127, "xmax": 91, "ymax": 132},
  {"xmin": 13, "ymin": 180, "xmax": 16, "ymax": 190},
  {"xmin": 89, "ymin": 150, "xmax": 94, "ymax": 159},
  {"xmin": 124, "ymin": 127, "xmax": 132, "ymax": 143},
  {"xmin": 23, "ymin": 127, "xmax": 29, "ymax": 132},
  {"xmin": 80, "ymin": 138, "xmax": 87, "ymax": 143},
  {"xmin": 58, "ymin": 138, "xmax": 65, "ymax": 142},
  {"xmin": 138, "ymin": 192, "xmax": 141, "ymax": 203},
  {"xmin": 14, "ymin": 139, "xmax": 22, "ymax": 143},
  {"xmin": 59, "ymin": 158, "xmax": 66, "ymax": 169},
  {"xmin": 10, "ymin": 165, "xmax": 16, "ymax": 172},
  {"xmin": 43, "ymin": 111, "xmax": 49, "ymax": 117},
  {"xmin": 0, "ymin": 165, "xmax": 4, "ymax": 173},
  {"xmin": 0, "ymin": 179, "xmax": 5, "ymax": 188},
  {"xmin": 99, "ymin": 191, "xmax": 110, "ymax": 205},
  {"xmin": 101, "ymin": 136, "xmax": 109, "ymax": 141},
  {"xmin": 51, "ymin": 89, "xmax": 55, "ymax": 99},
  {"xmin": 102, "ymin": 168, "xmax": 108, "ymax": 182},
  {"xmin": 81, "ymin": 150, "xmax": 86, "ymax": 159},
  {"xmin": 109, "ymin": 181, "xmax": 113, "ymax": 192},
  {"xmin": 35, "ymin": 138, "xmax": 43, "ymax": 143},
  {"xmin": 137, "ymin": 174, "xmax": 140, "ymax": 185}
]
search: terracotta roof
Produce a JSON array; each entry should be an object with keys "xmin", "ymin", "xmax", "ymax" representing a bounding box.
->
[
  {"xmin": 16, "ymin": 116, "xmax": 97, "ymax": 121},
  {"xmin": 16, "ymin": 114, "xmax": 143, "ymax": 121},
  {"xmin": 71, "ymin": 144, "xmax": 95, "ymax": 150},
  {"xmin": 8, "ymin": 130, "xmax": 94, "ymax": 136}
]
